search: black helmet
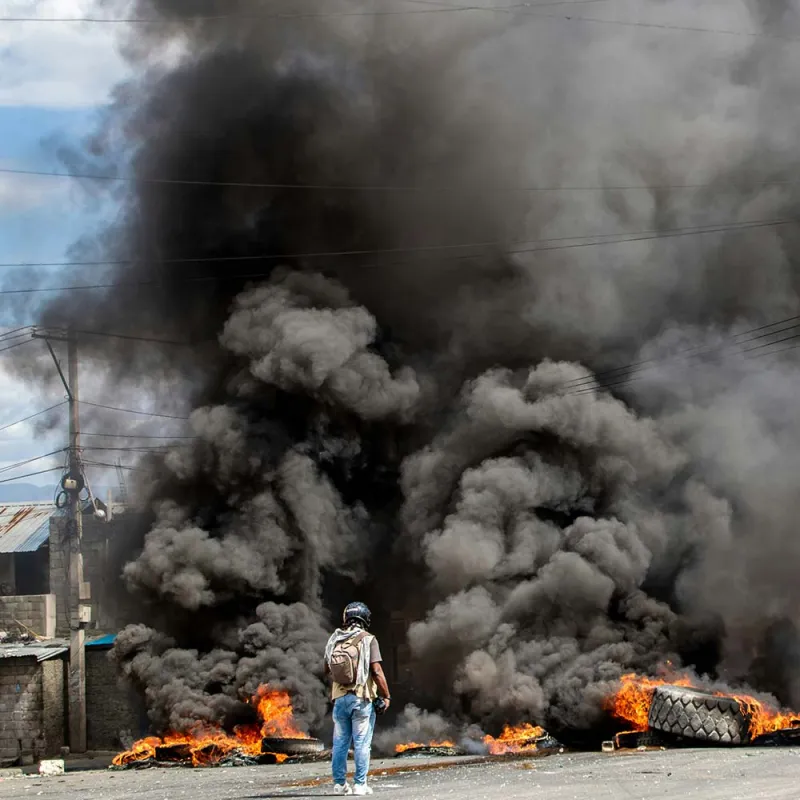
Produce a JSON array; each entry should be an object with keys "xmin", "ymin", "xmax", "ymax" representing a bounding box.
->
[{"xmin": 343, "ymin": 601, "xmax": 371, "ymax": 629}]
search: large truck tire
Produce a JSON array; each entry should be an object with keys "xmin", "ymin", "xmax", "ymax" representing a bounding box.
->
[
  {"xmin": 261, "ymin": 737, "xmax": 325, "ymax": 755},
  {"xmin": 648, "ymin": 685, "xmax": 750, "ymax": 745}
]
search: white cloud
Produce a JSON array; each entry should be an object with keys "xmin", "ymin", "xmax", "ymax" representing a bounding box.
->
[
  {"xmin": 0, "ymin": 165, "xmax": 71, "ymax": 211},
  {"xmin": 0, "ymin": 1, "xmax": 129, "ymax": 108}
]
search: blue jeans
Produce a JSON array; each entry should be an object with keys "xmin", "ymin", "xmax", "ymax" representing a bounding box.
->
[{"xmin": 331, "ymin": 694, "xmax": 376, "ymax": 786}]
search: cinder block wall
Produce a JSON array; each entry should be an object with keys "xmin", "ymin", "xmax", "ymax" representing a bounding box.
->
[
  {"xmin": 0, "ymin": 594, "xmax": 55, "ymax": 638},
  {"xmin": 42, "ymin": 659, "xmax": 65, "ymax": 755},
  {"xmin": 0, "ymin": 658, "xmax": 45, "ymax": 765},
  {"xmin": 50, "ymin": 514, "xmax": 144, "ymax": 637},
  {"xmin": 87, "ymin": 649, "xmax": 146, "ymax": 750},
  {"xmin": 0, "ymin": 657, "xmax": 65, "ymax": 765}
]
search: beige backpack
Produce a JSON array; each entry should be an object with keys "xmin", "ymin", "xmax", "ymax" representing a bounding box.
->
[{"xmin": 329, "ymin": 631, "xmax": 368, "ymax": 686}]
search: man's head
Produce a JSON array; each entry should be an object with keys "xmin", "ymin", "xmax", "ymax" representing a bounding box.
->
[{"xmin": 343, "ymin": 601, "xmax": 371, "ymax": 630}]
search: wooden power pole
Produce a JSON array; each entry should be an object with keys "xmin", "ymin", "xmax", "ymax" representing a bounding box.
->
[{"xmin": 67, "ymin": 334, "xmax": 87, "ymax": 753}]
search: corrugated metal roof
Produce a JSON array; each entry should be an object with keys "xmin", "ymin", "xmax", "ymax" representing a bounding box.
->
[
  {"xmin": 0, "ymin": 639, "xmax": 68, "ymax": 661},
  {"xmin": 0, "ymin": 502, "xmax": 56, "ymax": 553}
]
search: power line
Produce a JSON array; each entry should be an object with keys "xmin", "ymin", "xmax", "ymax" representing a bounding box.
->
[
  {"xmin": 0, "ymin": 3, "xmax": 797, "ymax": 42},
  {"xmin": 0, "ymin": 467, "xmax": 63, "ymax": 484},
  {"xmin": 0, "ymin": 401, "xmax": 68, "ymax": 433},
  {"xmin": 37, "ymin": 328, "xmax": 201, "ymax": 346},
  {"xmin": 0, "ymin": 337, "xmax": 34, "ymax": 355},
  {"xmin": 560, "ymin": 314, "xmax": 800, "ymax": 391},
  {"xmin": 0, "ymin": 1, "xmax": 613, "ymax": 24},
  {"xmin": 565, "ymin": 322, "xmax": 800, "ymax": 397},
  {"xmin": 0, "ymin": 330, "xmax": 34, "ymax": 345},
  {"xmin": 0, "ymin": 214, "xmax": 795, "ymax": 279},
  {"xmin": 83, "ymin": 460, "xmax": 144, "ymax": 472},
  {"xmin": 0, "ymin": 449, "xmax": 66, "ymax": 476},
  {"xmin": 526, "ymin": 8, "xmax": 800, "ymax": 44},
  {"xmin": 5, "ymin": 165, "xmax": 800, "ymax": 194},
  {"xmin": 80, "ymin": 431, "xmax": 197, "ymax": 439},
  {"xmin": 0, "ymin": 326, "xmax": 33, "ymax": 341},
  {"xmin": 81, "ymin": 400, "xmax": 190, "ymax": 420},
  {"xmin": 79, "ymin": 445, "xmax": 187, "ymax": 452}
]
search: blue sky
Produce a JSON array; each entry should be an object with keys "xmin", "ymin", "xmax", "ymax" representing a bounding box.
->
[
  {"xmin": 1, "ymin": 106, "xmax": 105, "ymax": 263},
  {"xmin": 0, "ymin": 2, "xmax": 128, "ymax": 487}
]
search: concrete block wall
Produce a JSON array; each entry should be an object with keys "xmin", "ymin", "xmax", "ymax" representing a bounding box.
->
[
  {"xmin": 0, "ymin": 594, "xmax": 56, "ymax": 639},
  {"xmin": 0, "ymin": 658, "xmax": 46, "ymax": 765},
  {"xmin": 50, "ymin": 517, "xmax": 110, "ymax": 636},
  {"xmin": 50, "ymin": 513, "xmax": 144, "ymax": 637},
  {"xmin": 86, "ymin": 649, "xmax": 146, "ymax": 751},
  {"xmin": 42, "ymin": 659, "xmax": 65, "ymax": 755}
]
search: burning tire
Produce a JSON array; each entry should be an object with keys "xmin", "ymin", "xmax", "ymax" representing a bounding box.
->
[
  {"xmin": 261, "ymin": 737, "xmax": 325, "ymax": 756},
  {"xmin": 648, "ymin": 686, "xmax": 750, "ymax": 746}
]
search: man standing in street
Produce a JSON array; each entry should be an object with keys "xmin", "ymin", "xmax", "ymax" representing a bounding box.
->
[{"xmin": 324, "ymin": 601, "xmax": 391, "ymax": 796}]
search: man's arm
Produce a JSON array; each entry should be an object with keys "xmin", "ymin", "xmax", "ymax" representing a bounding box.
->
[{"xmin": 370, "ymin": 661, "xmax": 391, "ymax": 708}]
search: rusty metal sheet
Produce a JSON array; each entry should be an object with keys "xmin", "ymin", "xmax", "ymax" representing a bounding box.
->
[{"xmin": 0, "ymin": 502, "xmax": 56, "ymax": 553}]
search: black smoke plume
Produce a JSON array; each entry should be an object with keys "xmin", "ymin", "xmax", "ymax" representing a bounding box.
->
[{"xmin": 6, "ymin": 0, "xmax": 800, "ymax": 738}]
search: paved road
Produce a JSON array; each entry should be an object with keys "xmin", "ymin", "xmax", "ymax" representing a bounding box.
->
[{"xmin": 1, "ymin": 748, "xmax": 798, "ymax": 800}]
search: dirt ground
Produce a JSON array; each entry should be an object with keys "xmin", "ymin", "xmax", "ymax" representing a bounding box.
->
[{"xmin": 1, "ymin": 748, "xmax": 798, "ymax": 800}]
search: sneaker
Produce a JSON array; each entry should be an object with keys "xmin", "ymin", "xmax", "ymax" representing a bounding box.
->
[
  {"xmin": 333, "ymin": 784, "xmax": 353, "ymax": 795},
  {"xmin": 353, "ymin": 785, "xmax": 373, "ymax": 796}
]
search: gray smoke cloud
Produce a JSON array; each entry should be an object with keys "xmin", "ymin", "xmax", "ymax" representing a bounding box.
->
[{"xmin": 5, "ymin": 0, "xmax": 800, "ymax": 739}]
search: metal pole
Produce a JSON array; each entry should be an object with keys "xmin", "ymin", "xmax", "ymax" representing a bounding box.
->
[{"xmin": 67, "ymin": 333, "xmax": 87, "ymax": 753}]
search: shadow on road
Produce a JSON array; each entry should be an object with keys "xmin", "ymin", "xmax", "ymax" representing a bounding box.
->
[{"xmin": 240, "ymin": 793, "xmax": 327, "ymax": 798}]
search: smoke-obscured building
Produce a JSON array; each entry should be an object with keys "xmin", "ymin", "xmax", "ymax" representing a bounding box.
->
[{"xmin": 0, "ymin": 502, "xmax": 147, "ymax": 766}]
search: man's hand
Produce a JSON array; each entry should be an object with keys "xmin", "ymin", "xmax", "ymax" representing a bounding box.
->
[{"xmin": 373, "ymin": 696, "xmax": 390, "ymax": 715}]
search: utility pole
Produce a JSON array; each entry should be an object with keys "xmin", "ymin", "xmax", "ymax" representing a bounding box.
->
[
  {"xmin": 67, "ymin": 334, "xmax": 87, "ymax": 754},
  {"xmin": 34, "ymin": 328, "xmax": 88, "ymax": 753}
]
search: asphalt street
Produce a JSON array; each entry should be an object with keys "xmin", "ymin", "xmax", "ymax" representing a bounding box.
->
[{"xmin": 1, "ymin": 748, "xmax": 798, "ymax": 800}]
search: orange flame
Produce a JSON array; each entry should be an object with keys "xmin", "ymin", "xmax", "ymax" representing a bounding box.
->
[
  {"xmin": 607, "ymin": 673, "xmax": 693, "ymax": 731},
  {"xmin": 607, "ymin": 672, "xmax": 800, "ymax": 738},
  {"xmin": 732, "ymin": 695, "xmax": 799, "ymax": 738},
  {"xmin": 395, "ymin": 740, "xmax": 456, "ymax": 753},
  {"xmin": 112, "ymin": 686, "xmax": 305, "ymax": 767},
  {"xmin": 484, "ymin": 723, "xmax": 546, "ymax": 754}
]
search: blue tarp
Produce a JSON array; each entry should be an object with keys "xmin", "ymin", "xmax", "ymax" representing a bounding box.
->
[{"xmin": 86, "ymin": 634, "xmax": 117, "ymax": 648}]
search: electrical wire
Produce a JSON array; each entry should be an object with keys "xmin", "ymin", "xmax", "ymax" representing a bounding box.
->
[
  {"xmin": 560, "ymin": 314, "xmax": 800, "ymax": 391},
  {"xmin": 0, "ymin": 449, "xmax": 67, "ymax": 476},
  {"xmin": 81, "ymin": 400, "xmax": 190, "ymax": 420},
  {"xmin": 566, "ymin": 328, "xmax": 800, "ymax": 397},
  {"xmin": 37, "ymin": 327, "xmax": 201, "ymax": 346},
  {"xmin": 525, "ymin": 7, "xmax": 800, "ymax": 44},
  {"xmin": 0, "ymin": 467, "xmax": 63, "ymax": 484},
  {"xmin": 0, "ymin": 401, "xmax": 68, "ymax": 433},
  {"xmin": 0, "ymin": 216, "xmax": 795, "ymax": 297},
  {"xmin": 83, "ymin": 460, "xmax": 144, "ymax": 472},
  {"xmin": 0, "ymin": 326, "xmax": 33, "ymax": 341},
  {"xmin": 0, "ymin": 3, "xmax": 797, "ymax": 43},
  {"xmin": 0, "ymin": 1, "xmax": 620, "ymax": 24},
  {"xmin": 0, "ymin": 337, "xmax": 34, "ymax": 355},
  {"xmin": 5, "ymin": 165, "xmax": 800, "ymax": 194},
  {"xmin": 79, "ymin": 445, "xmax": 188, "ymax": 452},
  {"xmin": 2, "ymin": 214, "xmax": 795, "ymax": 269},
  {"xmin": 79, "ymin": 431, "xmax": 197, "ymax": 439}
]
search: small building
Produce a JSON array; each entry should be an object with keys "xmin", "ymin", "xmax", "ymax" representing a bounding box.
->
[
  {"xmin": 0, "ymin": 639, "xmax": 67, "ymax": 766},
  {"xmin": 0, "ymin": 501, "xmax": 147, "ymax": 764},
  {"xmin": 85, "ymin": 634, "xmax": 147, "ymax": 752},
  {"xmin": 0, "ymin": 503, "xmax": 53, "ymax": 597}
]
